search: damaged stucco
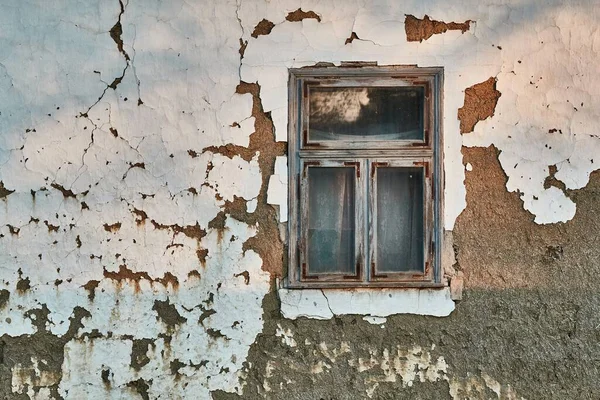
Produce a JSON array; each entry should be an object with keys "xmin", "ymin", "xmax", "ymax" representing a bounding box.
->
[
  {"xmin": 1, "ymin": 0, "xmax": 600, "ymax": 399},
  {"xmin": 278, "ymin": 288, "xmax": 455, "ymax": 320},
  {"xmin": 250, "ymin": 1, "xmax": 600, "ymax": 227},
  {"xmin": 1, "ymin": 1, "xmax": 274, "ymax": 398}
]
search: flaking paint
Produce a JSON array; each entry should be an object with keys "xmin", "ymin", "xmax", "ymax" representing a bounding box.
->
[{"xmin": 1, "ymin": 0, "xmax": 600, "ymax": 399}]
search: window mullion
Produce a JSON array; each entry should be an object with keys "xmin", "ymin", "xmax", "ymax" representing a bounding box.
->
[
  {"xmin": 365, "ymin": 159, "xmax": 373, "ymax": 283},
  {"xmin": 358, "ymin": 158, "xmax": 368, "ymax": 283}
]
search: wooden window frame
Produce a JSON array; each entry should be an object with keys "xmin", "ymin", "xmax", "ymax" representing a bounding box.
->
[
  {"xmin": 287, "ymin": 65, "xmax": 444, "ymax": 289},
  {"xmin": 299, "ymin": 159, "xmax": 364, "ymax": 282}
]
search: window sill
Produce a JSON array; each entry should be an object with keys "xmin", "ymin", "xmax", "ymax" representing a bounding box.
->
[{"xmin": 278, "ymin": 286, "xmax": 455, "ymax": 320}]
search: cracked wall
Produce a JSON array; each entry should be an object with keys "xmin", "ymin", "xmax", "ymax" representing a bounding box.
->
[
  {"xmin": 1, "ymin": 0, "xmax": 600, "ymax": 399},
  {"xmin": 1, "ymin": 1, "xmax": 273, "ymax": 398}
]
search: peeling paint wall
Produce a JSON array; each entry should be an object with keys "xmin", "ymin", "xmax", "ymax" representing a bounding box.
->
[{"xmin": 1, "ymin": 0, "xmax": 600, "ymax": 399}]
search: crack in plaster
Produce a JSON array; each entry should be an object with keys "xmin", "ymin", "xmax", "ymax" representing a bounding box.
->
[
  {"xmin": 2, "ymin": 2, "xmax": 600, "ymax": 398},
  {"xmin": 319, "ymin": 289, "xmax": 335, "ymax": 317}
]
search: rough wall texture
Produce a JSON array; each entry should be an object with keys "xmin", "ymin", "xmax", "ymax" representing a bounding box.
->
[
  {"xmin": 404, "ymin": 14, "xmax": 471, "ymax": 42},
  {"xmin": 1, "ymin": 0, "xmax": 600, "ymax": 399},
  {"xmin": 458, "ymin": 78, "xmax": 502, "ymax": 134},
  {"xmin": 215, "ymin": 147, "xmax": 600, "ymax": 400}
]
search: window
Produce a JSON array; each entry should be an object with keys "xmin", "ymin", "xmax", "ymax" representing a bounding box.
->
[{"xmin": 287, "ymin": 65, "xmax": 443, "ymax": 288}]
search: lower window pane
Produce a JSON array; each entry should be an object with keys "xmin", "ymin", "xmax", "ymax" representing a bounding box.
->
[
  {"xmin": 376, "ymin": 167, "xmax": 424, "ymax": 273},
  {"xmin": 307, "ymin": 167, "xmax": 356, "ymax": 274}
]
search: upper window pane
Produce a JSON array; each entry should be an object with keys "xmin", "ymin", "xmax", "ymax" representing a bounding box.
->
[{"xmin": 308, "ymin": 86, "xmax": 424, "ymax": 142}]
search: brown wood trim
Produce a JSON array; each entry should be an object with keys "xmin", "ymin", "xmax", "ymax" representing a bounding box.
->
[
  {"xmin": 371, "ymin": 262, "xmax": 389, "ymax": 279},
  {"xmin": 290, "ymin": 66, "xmax": 442, "ymax": 77},
  {"xmin": 301, "ymin": 263, "xmax": 319, "ymax": 280},
  {"xmin": 424, "ymin": 261, "xmax": 431, "ymax": 276},
  {"xmin": 370, "ymin": 162, "xmax": 389, "ymax": 178},
  {"xmin": 413, "ymin": 161, "xmax": 431, "ymax": 178},
  {"xmin": 370, "ymin": 273, "xmax": 432, "ymax": 282},
  {"xmin": 286, "ymin": 281, "xmax": 446, "ymax": 289},
  {"xmin": 410, "ymin": 142, "xmax": 430, "ymax": 148},
  {"xmin": 390, "ymin": 75, "xmax": 421, "ymax": 80},
  {"xmin": 341, "ymin": 261, "xmax": 362, "ymax": 280},
  {"xmin": 343, "ymin": 161, "xmax": 360, "ymax": 177},
  {"xmin": 302, "ymin": 161, "xmax": 321, "ymax": 177},
  {"xmin": 412, "ymin": 81, "xmax": 431, "ymax": 98},
  {"xmin": 340, "ymin": 61, "xmax": 378, "ymax": 67},
  {"xmin": 371, "ymin": 261, "xmax": 430, "ymax": 282},
  {"xmin": 301, "ymin": 261, "xmax": 362, "ymax": 282}
]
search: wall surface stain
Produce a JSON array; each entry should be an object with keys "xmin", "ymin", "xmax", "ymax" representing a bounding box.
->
[
  {"xmin": 0, "ymin": 181, "xmax": 14, "ymax": 199},
  {"xmin": 0, "ymin": 290, "xmax": 9, "ymax": 309},
  {"xmin": 152, "ymin": 298, "xmax": 187, "ymax": 329},
  {"xmin": 285, "ymin": 9, "xmax": 321, "ymax": 23},
  {"xmin": 219, "ymin": 82, "xmax": 286, "ymax": 276},
  {"xmin": 1, "ymin": 0, "xmax": 600, "ymax": 398},
  {"xmin": 345, "ymin": 31, "xmax": 360, "ymax": 45},
  {"xmin": 2, "ymin": 306, "xmax": 90, "ymax": 399},
  {"xmin": 251, "ymin": 19, "xmax": 276, "ymax": 38},
  {"xmin": 215, "ymin": 143, "xmax": 600, "ymax": 399},
  {"xmin": 458, "ymin": 77, "xmax": 502, "ymax": 134},
  {"xmin": 454, "ymin": 145, "xmax": 600, "ymax": 289},
  {"xmin": 405, "ymin": 14, "xmax": 472, "ymax": 42}
]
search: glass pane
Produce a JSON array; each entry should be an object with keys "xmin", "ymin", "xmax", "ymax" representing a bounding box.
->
[
  {"xmin": 376, "ymin": 167, "xmax": 424, "ymax": 273},
  {"xmin": 308, "ymin": 86, "xmax": 424, "ymax": 141},
  {"xmin": 307, "ymin": 167, "xmax": 356, "ymax": 274}
]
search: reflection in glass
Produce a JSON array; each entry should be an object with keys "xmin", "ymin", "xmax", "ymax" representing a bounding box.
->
[
  {"xmin": 308, "ymin": 86, "xmax": 424, "ymax": 141},
  {"xmin": 307, "ymin": 167, "xmax": 356, "ymax": 274},
  {"xmin": 376, "ymin": 167, "xmax": 424, "ymax": 273}
]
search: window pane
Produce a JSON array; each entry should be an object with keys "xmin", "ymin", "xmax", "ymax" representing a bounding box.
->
[
  {"xmin": 307, "ymin": 167, "xmax": 356, "ymax": 274},
  {"xmin": 308, "ymin": 86, "xmax": 424, "ymax": 141},
  {"xmin": 376, "ymin": 167, "xmax": 424, "ymax": 273}
]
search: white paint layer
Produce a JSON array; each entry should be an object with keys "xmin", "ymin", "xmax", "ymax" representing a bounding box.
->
[
  {"xmin": 279, "ymin": 288, "xmax": 455, "ymax": 319},
  {"xmin": 266, "ymin": 155, "xmax": 288, "ymax": 222},
  {"xmin": 1, "ymin": 0, "xmax": 599, "ymax": 397}
]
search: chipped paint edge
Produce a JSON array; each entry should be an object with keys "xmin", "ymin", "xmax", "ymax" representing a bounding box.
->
[{"xmin": 278, "ymin": 287, "xmax": 455, "ymax": 320}]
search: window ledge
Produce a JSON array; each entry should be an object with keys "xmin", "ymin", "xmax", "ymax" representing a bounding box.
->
[{"xmin": 278, "ymin": 286, "xmax": 455, "ymax": 320}]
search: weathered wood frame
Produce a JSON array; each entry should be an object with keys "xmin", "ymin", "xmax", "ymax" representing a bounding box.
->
[
  {"xmin": 299, "ymin": 159, "xmax": 364, "ymax": 282},
  {"xmin": 287, "ymin": 65, "xmax": 444, "ymax": 289},
  {"xmin": 369, "ymin": 159, "xmax": 433, "ymax": 283},
  {"xmin": 301, "ymin": 78, "xmax": 431, "ymax": 149}
]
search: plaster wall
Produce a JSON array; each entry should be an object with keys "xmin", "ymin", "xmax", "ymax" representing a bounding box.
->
[{"xmin": 0, "ymin": 0, "xmax": 599, "ymax": 399}]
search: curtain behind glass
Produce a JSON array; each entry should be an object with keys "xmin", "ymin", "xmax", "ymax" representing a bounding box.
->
[
  {"xmin": 307, "ymin": 167, "xmax": 355, "ymax": 274},
  {"xmin": 376, "ymin": 168, "xmax": 424, "ymax": 273}
]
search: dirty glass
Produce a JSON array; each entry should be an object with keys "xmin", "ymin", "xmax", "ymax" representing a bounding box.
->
[
  {"xmin": 375, "ymin": 167, "xmax": 424, "ymax": 273},
  {"xmin": 308, "ymin": 86, "xmax": 424, "ymax": 141},
  {"xmin": 307, "ymin": 167, "xmax": 356, "ymax": 274}
]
